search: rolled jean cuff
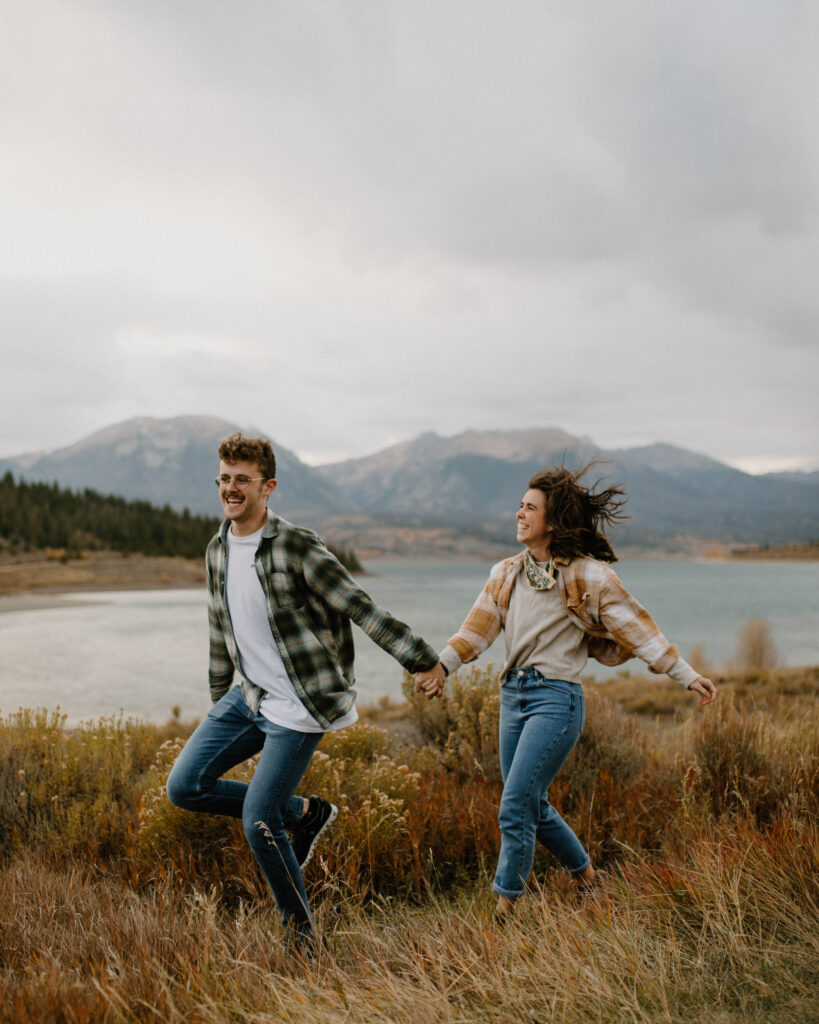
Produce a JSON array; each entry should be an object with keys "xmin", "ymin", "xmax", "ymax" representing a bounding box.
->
[
  {"xmin": 492, "ymin": 880, "xmax": 526, "ymax": 900},
  {"xmin": 493, "ymin": 853, "xmax": 589, "ymax": 897},
  {"xmin": 568, "ymin": 856, "xmax": 591, "ymax": 875}
]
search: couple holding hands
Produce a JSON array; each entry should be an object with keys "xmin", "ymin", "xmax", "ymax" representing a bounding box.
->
[{"xmin": 167, "ymin": 433, "xmax": 716, "ymax": 947}]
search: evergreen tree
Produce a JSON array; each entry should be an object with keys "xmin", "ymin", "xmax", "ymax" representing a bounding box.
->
[{"xmin": 0, "ymin": 472, "xmax": 363, "ymax": 570}]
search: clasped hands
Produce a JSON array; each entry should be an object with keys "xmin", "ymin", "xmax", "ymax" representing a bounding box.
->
[{"xmin": 414, "ymin": 661, "xmax": 446, "ymax": 699}]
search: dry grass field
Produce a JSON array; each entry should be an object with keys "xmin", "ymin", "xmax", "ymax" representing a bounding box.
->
[{"xmin": 1, "ymin": 665, "xmax": 817, "ymax": 1023}]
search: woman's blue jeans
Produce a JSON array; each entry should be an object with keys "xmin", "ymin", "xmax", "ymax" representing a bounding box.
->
[
  {"xmin": 493, "ymin": 668, "xmax": 589, "ymax": 900},
  {"xmin": 166, "ymin": 686, "xmax": 321, "ymax": 933}
]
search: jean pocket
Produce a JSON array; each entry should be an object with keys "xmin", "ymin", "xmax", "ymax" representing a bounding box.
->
[
  {"xmin": 524, "ymin": 678, "xmax": 577, "ymax": 701},
  {"xmin": 206, "ymin": 687, "xmax": 243, "ymax": 720}
]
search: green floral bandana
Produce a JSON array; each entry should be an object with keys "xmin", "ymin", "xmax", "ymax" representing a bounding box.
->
[{"xmin": 523, "ymin": 549, "xmax": 557, "ymax": 590}]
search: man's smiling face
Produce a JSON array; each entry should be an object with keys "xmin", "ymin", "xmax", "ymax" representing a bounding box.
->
[{"xmin": 217, "ymin": 458, "xmax": 276, "ymax": 535}]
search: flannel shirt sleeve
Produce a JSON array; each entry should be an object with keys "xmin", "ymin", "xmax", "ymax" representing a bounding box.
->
[
  {"xmin": 596, "ymin": 567, "xmax": 680, "ymax": 675},
  {"xmin": 443, "ymin": 564, "xmax": 505, "ymax": 670},
  {"xmin": 300, "ymin": 536, "xmax": 439, "ymax": 673},
  {"xmin": 206, "ymin": 551, "xmax": 234, "ymax": 702}
]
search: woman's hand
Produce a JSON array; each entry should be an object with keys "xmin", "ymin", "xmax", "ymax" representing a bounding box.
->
[
  {"xmin": 689, "ymin": 676, "xmax": 717, "ymax": 705},
  {"xmin": 415, "ymin": 662, "xmax": 446, "ymax": 699}
]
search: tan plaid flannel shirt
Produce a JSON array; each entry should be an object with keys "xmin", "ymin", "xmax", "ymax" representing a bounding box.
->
[{"xmin": 443, "ymin": 552, "xmax": 696, "ymax": 685}]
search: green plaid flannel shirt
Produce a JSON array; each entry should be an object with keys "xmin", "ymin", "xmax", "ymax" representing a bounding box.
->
[{"xmin": 206, "ymin": 512, "xmax": 438, "ymax": 728}]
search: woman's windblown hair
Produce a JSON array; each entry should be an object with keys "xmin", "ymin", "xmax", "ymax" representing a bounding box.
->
[{"xmin": 528, "ymin": 463, "xmax": 628, "ymax": 563}]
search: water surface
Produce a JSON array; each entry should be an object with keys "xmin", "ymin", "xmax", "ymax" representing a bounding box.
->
[{"xmin": 1, "ymin": 559, "xmax": 816, "ymax": 725}]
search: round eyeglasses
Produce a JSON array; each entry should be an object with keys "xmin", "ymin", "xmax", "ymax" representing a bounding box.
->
[{"xmin": 214, "ymin": 475, "xmax": 268, "ymax": 488}]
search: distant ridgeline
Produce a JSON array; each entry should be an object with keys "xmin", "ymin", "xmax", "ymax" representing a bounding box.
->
[{"xmin": 0, "ymin": 472, "xmax": 362, "ymax": 570}]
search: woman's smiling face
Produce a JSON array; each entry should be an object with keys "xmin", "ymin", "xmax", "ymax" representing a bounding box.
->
[{"xmin": 516, "ymin": 488, "xmax": 552, "ymax": 553}]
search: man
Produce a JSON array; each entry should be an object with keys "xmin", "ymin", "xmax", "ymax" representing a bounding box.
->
[{"xmin": 167, "ymin": 433, "xmax": 441, "ymax": 946}]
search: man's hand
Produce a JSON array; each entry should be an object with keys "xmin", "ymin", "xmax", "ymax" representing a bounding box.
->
[
  {"xmin": 689, "ymin": 676, "xmax": 717, "ymax": 705},
  {"xmin": 415, "ymin": 662, "xmax": 446, "ymax": 699}
]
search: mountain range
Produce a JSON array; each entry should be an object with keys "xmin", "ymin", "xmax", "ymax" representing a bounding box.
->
[
  {"xmin": 1, "ymin": 417, "xmax": 349, "ymax": 524},
  {"xmin": 2, "ymin": 416, "xmax": 817, "ymax": 557}
]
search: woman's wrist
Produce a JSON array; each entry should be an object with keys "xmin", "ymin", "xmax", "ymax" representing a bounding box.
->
[
  {"xmin": 439, "ymin": 645, "xmax": 461, "ymax": 677},
  {"xmin": 667, "ymin": 656, "xmax": 700, "ymax": 690}
]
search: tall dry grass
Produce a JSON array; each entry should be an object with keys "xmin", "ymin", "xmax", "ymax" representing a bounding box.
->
[
  {"xmin": 1, "ymin": 665, "xmax": 818, "ymax": 1022},
  {"xmin": 2, "ymin": 819, "xmax": 816, "ymax": 1023}
]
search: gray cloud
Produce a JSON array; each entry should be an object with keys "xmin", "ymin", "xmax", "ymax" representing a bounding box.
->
[{"xmin": 1, "ymin": 1, "xmax": 817, "ymax": 471}]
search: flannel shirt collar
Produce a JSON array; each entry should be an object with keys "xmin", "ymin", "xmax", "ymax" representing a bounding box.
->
[{"xmin": 217, "ymin": 509, "xmax": 280, "ymax": 546}]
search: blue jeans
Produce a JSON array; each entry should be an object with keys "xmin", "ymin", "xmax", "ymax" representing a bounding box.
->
[
  {"xmin": 166, "ymin": 686, "xmax": 321, "ymax": 933},
  {"xmin": 493, "ymin": 668, "xmax": 589, "ymax": 900}
]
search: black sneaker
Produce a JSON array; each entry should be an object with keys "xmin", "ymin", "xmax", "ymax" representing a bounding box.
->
[{"xmin": 291, "ymin": 795, "xmax": 338, "ymax": 869}]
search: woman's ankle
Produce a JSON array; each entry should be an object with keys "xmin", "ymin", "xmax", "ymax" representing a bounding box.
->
[{"xmin": 496, "ymin": 893, "xmax": 516, "ymax": 915}]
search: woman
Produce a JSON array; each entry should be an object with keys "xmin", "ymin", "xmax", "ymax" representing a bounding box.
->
[{"xmin": 415, "ymin": 465, "xmax": 716, "ymax": 916}]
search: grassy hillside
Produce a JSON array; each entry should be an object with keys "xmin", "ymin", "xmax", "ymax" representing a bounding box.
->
[{"xmin": 1, "ymin": 666, "xmax": 817, "ymax": 1022}]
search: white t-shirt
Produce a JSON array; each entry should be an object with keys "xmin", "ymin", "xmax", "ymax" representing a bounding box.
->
[{"xmin": 225, "ymin": 525, "xmax": 357, "ymax": 733}]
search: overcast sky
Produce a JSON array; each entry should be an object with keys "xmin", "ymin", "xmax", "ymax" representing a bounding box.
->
[{"xmin": 1, "ymin": 1, "xmax": 817, "ymax": 472}]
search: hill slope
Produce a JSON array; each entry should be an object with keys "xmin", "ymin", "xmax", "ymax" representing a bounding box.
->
[
  {"xmin": 316, "ymin": 430, "xmax": 819, "ymax": 549},
  {"xmin": 0, "ymin": 416, "xmax": 351, "ymax": 523}
]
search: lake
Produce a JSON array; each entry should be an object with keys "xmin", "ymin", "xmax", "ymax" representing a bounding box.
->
[{"xmin": 1, "ymin": 559, "xmax": 817, "ymax": 725}]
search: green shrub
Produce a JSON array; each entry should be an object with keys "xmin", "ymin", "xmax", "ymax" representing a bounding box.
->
[
  {"xmin": 0, "ymin": 708, "xmax": 187, "ymax": 864},
  {"xmin": 4, "ymin": 668, "xmax": 817, "ymax": 910},
  {"xmin": 300, "ymin": 725, "xmax": 425, "ymax": 896},
  {"xmin": 684, "ymin": 694, "xmax": 819, "ymax": 824},
  {"xmin": 402, "ymin": 665, "xmax": 502, "ymax": 782}
]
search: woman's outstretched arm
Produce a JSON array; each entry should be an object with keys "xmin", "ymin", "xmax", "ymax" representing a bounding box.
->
[{"xmin": 590, "ymin": 564, "xmax": 718, "ymax": 705}]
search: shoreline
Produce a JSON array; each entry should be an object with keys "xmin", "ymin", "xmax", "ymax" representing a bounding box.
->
[
  {"xmin": 1, "ymin": 545, "xmax": 816, "ymax": 613},
  {"xmin": 0, "ymin": 551, "xmax": 206, "ymax": 603},
  {"xmin": 0, "ymin": 585, "xmax": 205, "ymax": 615},
  {"xmin": 0, "ymin": 592, "xmax": 107, "ymax": 615}
]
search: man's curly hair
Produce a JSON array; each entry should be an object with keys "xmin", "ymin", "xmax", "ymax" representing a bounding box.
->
[
  {"xmin": 528, "ymin": 462, "xmax": 628, "ymax": 563},
  {"xmin": 217, "ymin": 433, "xmax": 276, "ymax": 479}
]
